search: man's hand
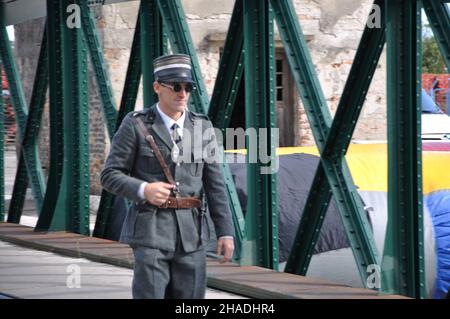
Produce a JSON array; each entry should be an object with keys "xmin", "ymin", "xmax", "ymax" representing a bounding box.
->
[
  {"xmin": 144, "ymin": 182, "xmax": 174, "ymax": 206},
  {"xmin": 216, "ymin": 237, "xmax": 234, "ymax": 264}
]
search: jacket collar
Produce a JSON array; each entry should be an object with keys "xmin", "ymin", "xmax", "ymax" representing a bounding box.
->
[
  {"xmin": 144, "ymin": 104, "xmax": 173, "ymax": 149},
  {"xmin": 144, "ymin": 104, "xmax": 197, "ymax": 150}
]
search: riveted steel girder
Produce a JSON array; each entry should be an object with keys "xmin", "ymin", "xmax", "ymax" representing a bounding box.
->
[
  {"xmin": 140, "ymin": 0, "xmax": 167, "ymax": 107},
  {"xmin": 6, "ymin": 158, "xmax": 27, "ymax": 224},
  {"xmin": 272, "ymin": 0, "xmax": 378, "ymax": 285},
  {"xmin": 7, "ymin": 28, "xmax": 49, "ymax": 223},
  {"xmin": 36, "ymin": 0, "xmax": 90, "ymax": 234},
  {"xmin": 207, "ymin": 0, "xmax": 246, "ymax": 261},
  {"xmin": 80, "ymin": 0, "xmax": 118, "ymax": 139},
  {"xmin": 57, "ymin": 0, "xmax": 90, "ymax": 234},
  {"xmin": 94, "ymin": 12, "xmax": 142, "ymax": 238},
  {"xmin": 157, "ymin": 0, "xmax": 209, "ymax": 114},
  {"xmin": 285, "ymin": 0, "xmax": 385, "ymax": 279},
  {"xmin": 209, "ymin": 0, "xmax": 244, "ymax": 132},
  {"xmin": 0, "ymin": 16, "xmax": 47, "ymax": 220},
  {"xmin": 382, "ymin": 0, "xmax": 425, "ymax": 298},
  {"xmin": 36, "ymin": 0, "xmax": 66, "ymax": 230},
  {"xmin": 242, "ymin": 0, "xmax": 278, "ymax": 269}
]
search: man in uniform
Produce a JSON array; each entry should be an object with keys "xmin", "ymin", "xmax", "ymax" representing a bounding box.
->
[{"xmin": 101, "ymin": 54, "xmax": 235, "ymax": 299}]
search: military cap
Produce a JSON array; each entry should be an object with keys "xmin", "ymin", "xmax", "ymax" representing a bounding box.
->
[{"xmin": 153, "ymin": 54, "xmax": 194, "ymax": 83}]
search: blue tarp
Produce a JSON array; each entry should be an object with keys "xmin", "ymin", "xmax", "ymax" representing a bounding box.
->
[{"xmin": 425, "ymin": 191, "xmax": 450, "ymax": 299}]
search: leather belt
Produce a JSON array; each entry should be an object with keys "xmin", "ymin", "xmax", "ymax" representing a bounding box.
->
[{"xmin": 159, "ymin": 196, "xmax": 202, "ymax": 209}]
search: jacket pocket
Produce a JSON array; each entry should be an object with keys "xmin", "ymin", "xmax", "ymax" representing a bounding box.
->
[
  {"xmin": 139, "ymin": 144, "xmax": 161, "ymax": 173},
  {"xmin": 133, "ymin": 207, "xmax": 156, "ymax": 239}
]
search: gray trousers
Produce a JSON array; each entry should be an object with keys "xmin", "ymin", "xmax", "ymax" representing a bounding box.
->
[{"xmin": 131, "ymin": 244, "xmax": 206, "ymax": 299}]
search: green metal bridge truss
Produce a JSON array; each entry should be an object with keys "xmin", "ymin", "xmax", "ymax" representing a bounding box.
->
[{"xmin": 0, "ymin": 0, "xmax": 449, "ymax": 298}]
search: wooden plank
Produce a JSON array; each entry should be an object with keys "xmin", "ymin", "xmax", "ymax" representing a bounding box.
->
[{"xmin": 0, "ymin": 222, "xmax": 407, "ymax": 299}]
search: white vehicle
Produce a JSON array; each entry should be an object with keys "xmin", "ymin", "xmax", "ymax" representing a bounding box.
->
[{"xmin": 421, "ymin": 89, "xmax": 450, "ymax": 140}]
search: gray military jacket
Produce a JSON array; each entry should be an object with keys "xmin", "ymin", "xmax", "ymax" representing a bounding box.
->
[{"xmin": 101, "ymin": 104, "xmax": 235, "ymax": 253}]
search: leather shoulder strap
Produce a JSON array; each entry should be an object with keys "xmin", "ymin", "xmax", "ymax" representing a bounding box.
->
[{"xmin": 134, "ymin": 116, "xmax": 176, "ymax": 186}]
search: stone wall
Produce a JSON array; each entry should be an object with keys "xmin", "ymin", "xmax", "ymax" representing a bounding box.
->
[{"xmin": 296, "ymin": 0, "xmax": 387, "ymax": 144}]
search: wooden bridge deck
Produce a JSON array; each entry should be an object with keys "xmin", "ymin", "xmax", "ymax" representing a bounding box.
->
[{"xmin": 0, "ymin": 222, "xmax": 407, "ymax": 299}]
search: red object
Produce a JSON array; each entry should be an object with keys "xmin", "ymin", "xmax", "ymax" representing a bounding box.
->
[
  {"xmin": 423, "ymin": 140, "xmax": 450, "ymax": 152},
  {"xmin": 423, "ymin": 74, "xmax": 449, "ymax": 92},
  {"xmin": 2, "ymin": 68, "xmax": 7, "ymax": 90}
]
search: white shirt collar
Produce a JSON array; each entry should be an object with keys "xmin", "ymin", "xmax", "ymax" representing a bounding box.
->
[{"xmin": 156, "ymin": 103, "xmax": 186, "ymax": 137}]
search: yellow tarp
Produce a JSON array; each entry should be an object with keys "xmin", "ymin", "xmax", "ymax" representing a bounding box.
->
[{"xmin": 226, "ymin": 143, "xmax": 450, "ymax": 194}]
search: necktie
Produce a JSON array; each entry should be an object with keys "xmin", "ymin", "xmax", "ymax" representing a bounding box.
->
[{"xmin": 171, "ymin": 123, "xmax": 181, "ymax": 144}]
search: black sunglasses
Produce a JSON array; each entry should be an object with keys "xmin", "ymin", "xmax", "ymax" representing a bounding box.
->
[{"xmin": 159, "ymin": 81, "xmax": 195, "ymax": 93}]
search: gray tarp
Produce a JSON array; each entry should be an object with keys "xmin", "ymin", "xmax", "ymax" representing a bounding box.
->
[{"xmin": 225, "ymin": 153, "xmax": 350, "ymax": 262}]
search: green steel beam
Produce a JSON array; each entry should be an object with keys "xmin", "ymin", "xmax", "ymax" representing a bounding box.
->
[
  {"xmin": 15, "ymin": 27, "xmax": 49, "ymax": 218},
  {"xmin": 36, "ymin": 0, "xmax": 69, "ymax": 231},
  {"xmin": 322, "ymin": 1, "xmax": 386, "ymax": 159},
  {"xmin": 242, "ymin": 0, "xmax": 278, "ymax": 269},
  {"xmin": 0, "ymin": 31, "xmax": 27, "ymax": 137},
  {"xmin": 285, "ymin": 1, "xmax": 385, "ymax": 278},
  {"xmin": 157, "ymin": 0, "xmax": 209, "ymax": 114},
  {"xmin": 272, "ymin": 0, "xmax": 378, "ymax": 283},
  {"xmin": 0, "ymin": 20, "xmax": 29, "ymax": 223},
  {"xmin": 116, "ymin": 17, "xmax": 142, "ymax": 121},
  {"xmin": 39, "ymin": 0, "xmax": 90, "ymax": 234},
  {"xmin": 56, "ymin": 0, "xmax": 90, "ymax": 234},
  {"xmin": 94, "ymin": 14, "xmax": 142, "ymax": 238},
  {"xmin": 7, "ymin": 25, "xmax": 48, "ymax": 224},
  {"xmin": 207, "ymin": 0, "xmax": 246, "ymax": 260},
  {"xmin": 80, "ymin": 0, "xmax": 118, "ymax": 139},
  {"xmin": 6, "ymin": 159, "xmax": 27, "ymax": 223},
  {"xmin": 382, "ymin": 0, "xmax": 425, "ymax": 298},
  {"xmin": 0, "ymin": 20, "xmax": 47, "ymax": 217},
  {"xmin": 422, "ymin": 0, "xmax": 450, "ymax": 71},
  {"xmin": 140, "ymin": 0, "xmax": 167, "ymax": 107},
  {"xmin": 2, "ymin": 28, "xmax": 47, "ymax": 223},
  {"xmin": 208, "ymin": 0, "xmax": 244, "ymax": 132}
]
